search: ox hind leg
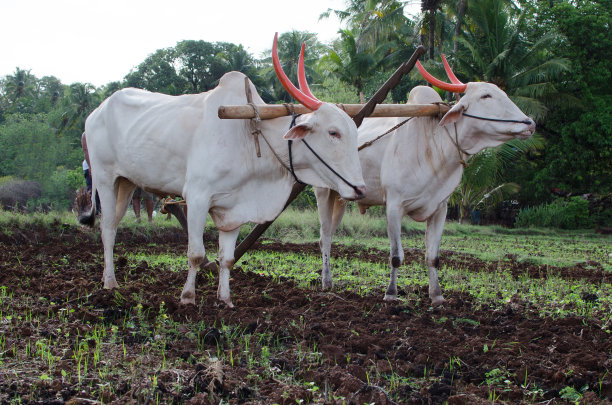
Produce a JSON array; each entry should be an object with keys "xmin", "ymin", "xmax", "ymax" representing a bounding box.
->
[
  {"xmin": 425, "ymin": 201, "xmax": 447, "ymax": 306},
  {"xmin": 99, "ymin": 177, "xmax": 137, "ymax": 289},
  {"xmin": 216, "ymin": 228, "xmax": 241, "ymax": 308},
  {"xmin": 384, "ymin": 199, "xmax": 404, "ymax": 301},
  {"xmin": 315, "ymin": 187, "xmax": 347, "ymax": 289},
  {"xmin": 180, "ymin": 196, "xmax": 210, "ymax": 305}
]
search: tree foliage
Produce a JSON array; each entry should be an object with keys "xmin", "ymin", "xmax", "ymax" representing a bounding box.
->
[{"xmin": 0, "ymin": 1, "xmax": 609, "ymax": 222}]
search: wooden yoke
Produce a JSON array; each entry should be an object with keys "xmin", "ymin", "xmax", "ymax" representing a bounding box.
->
[
  {"xmin": 232, "ymin": 46, "xmax": 428, "ymax": 263},
  {"xmin": 219, "ymin": 102, "xmax": 448, "ymax": 120}
]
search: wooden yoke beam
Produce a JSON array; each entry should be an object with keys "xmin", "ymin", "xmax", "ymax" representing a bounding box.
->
[{"xmin": 218, "ymin": 102, "xmax": 449, "ymax": 120}]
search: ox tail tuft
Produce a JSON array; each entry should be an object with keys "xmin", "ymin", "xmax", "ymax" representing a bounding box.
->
[{"xmin": 78, "ymin": 188, "xmax": 98, "ymax": 228}]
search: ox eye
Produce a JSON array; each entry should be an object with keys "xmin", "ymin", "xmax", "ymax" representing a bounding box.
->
[
  {"xmin": 481, "ymin": 94, "xmax": 492, "ymax": 99},
  {"xmin": 329, "ymin": 130, "xmax": 341, "ymax": 139}
]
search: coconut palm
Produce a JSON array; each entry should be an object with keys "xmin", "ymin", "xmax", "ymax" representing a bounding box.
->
[
  {"xmin": 320, "ymin": 29, "xmax": 380, "ymax": 103},
  {"xmin": 450, "ymin": 134, "xmax": 546, "ymax": 223},
  {"xmin": 262, "ymin": 31, "xmax": 323, "ymax": 103},
  {"xmin": 58, "ymin": 83, "xmax": 99, "ymax": 135},
  {"xmin": 321, "ymin": 0, "xmax": 411, "ymax": 52},
  {"xmin": 454, "ymin": 0, "xmax": 570, "ymax": 121},
  {"xmin": 2, "ymin": 68, "xmax": 36, "ymax": 101}
]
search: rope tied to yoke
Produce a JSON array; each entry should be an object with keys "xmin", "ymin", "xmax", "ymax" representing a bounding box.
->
[
  {"xmin": 358, "ymin": 117, "xmax": 413, "ymax": 151},
  {"xmin": 357, "ymin": 101, "xmax": 453, "ymax": 152},
  {"xmin": 445, "ymin": 123, "xmax": 472, "ymax": 169},
  {"xmin": 245, "ymin": 77, "xmax": 262, "ymax": 157}
]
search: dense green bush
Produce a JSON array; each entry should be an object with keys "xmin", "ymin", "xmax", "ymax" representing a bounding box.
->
[{"xmin": 515, "ymin": 196, "xmax": 592, "ymax": 229}]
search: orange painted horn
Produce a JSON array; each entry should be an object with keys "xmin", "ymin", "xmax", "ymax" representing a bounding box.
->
[
  {"xmin": 416, "ymin": 58, "xmax": 467, "ymax": 93},
  {"xmin": 441, "ymin": 54, "xmax": 464, "ymax": 85},
  {"xmin": 272, "ymin": 33, "xmax": 322, "ymax": 111},
  {"xmin": 297, "ymin": 43, "xmax": 317, "ymax": 100}
]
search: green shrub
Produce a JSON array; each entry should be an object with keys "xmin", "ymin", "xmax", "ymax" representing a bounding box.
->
[{"xmin": 515, "ymin": 196, "xmax": 592, "ymax": 229}]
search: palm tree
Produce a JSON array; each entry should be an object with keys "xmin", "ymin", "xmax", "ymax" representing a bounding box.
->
[
  {"xmin": 58, "ymin": 83, "xmax": 99, "ymax": 135},
  {"xmin": 2, "ymin": 68, "xmax": 36, "ymax": 101},
  {"xmin": 1, "ymin": 68, "xmax": 38, "ymax": 114},
  {"xmin": 420, "ymin": 0, "xmax": 443, "ymax": 59},
  {"xmin": 454, "ymin": 0, "xmax": 570, "ymax": 121},
  {"xmin": 320, "ymin": 0, "xmax": 410, "ymax": 52},
  {"xmin": 263, "ymin": 31, "xmax": 323, "ymax": 102},
  {"xmin": 321, "ymin": 29, "xmax": 379, "ymax": 103},
  {"xmin": 450, "ymin": 135, "xmax": 545, "ymax": 223}
]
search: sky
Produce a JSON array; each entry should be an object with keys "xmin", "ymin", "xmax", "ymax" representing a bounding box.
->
[{"xmin": 1, "ymin": 0, "xmax": 386, "ymax": 87}]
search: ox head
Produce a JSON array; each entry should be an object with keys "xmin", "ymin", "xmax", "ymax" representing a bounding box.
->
[
  {"xmin": 417, "ymin": 55, "xmax": 536, "ymax": 154},
  {"xmin": 272, "ymin": 33, "xmax": 366, "ymax": 200}
]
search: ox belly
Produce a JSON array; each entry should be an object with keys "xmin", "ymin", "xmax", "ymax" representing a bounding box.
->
[{"xmin": 208, "ymin": 177, "xmax": 293, "ymax": 232}]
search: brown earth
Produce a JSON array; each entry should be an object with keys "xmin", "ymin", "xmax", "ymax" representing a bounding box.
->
[{"xmin": 0, "ymin": 224, "xmax": 610, "ymax": 404}]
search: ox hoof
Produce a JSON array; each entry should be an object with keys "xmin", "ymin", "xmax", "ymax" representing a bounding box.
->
[
  {"xmin": 383, "ymin": 294, "xmax": 398, "ymax": 301},
  {"xmin": 103, "ymin": 280, "xmax": 119, "ymax": 289},
  {"xmin": 180, "ymin": 291, "xmax": 196, "ymax": 306},
  {"xmin": 431, "ymin": 295, "xmax": 445, "ymax": 306},
  {"xmin": 219, "ymin": 299, "xmax": 234, "ymax": 309}
]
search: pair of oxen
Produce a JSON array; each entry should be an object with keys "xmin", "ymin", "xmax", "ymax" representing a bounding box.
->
[{"xmin": 80, "ymin": 34, "xmax": 535, "ymax": 308}]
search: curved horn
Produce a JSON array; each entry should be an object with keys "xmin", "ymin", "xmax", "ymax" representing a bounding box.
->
[
  {"xmin": 441, "ymin": 54, "xmax": 464, "ymax": 85},
  {"xmin": 297, "ymin": 43, "xmax": 318, "ymax": 100},
  {"xmin": 272, "ymin": 33, "xmax": 322, "ymax": 111},
  {"xmin": 416, "ymin": 60, "xmax": 467, "ymax": 93}
]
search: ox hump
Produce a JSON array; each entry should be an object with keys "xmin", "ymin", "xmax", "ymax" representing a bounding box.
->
[
  {"xmin": 218, "ymin": 71, "xmax": 249, "ymax": 89},
  {"xmin": 407, "ymin": 86, "xmax": 443, "ymax": 105}
]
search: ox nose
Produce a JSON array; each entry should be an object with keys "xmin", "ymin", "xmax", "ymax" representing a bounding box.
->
[
  {"xmin": 524, "ymin": 118, "xmax": 536, "ymax": 134},
  {"xmin": 354, "ymin": 185, "xmax": 367, "ymax": 200}
]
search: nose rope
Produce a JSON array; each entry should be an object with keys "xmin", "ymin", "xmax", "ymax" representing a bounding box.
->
[
  {"xmin": 463, "ymin": 112, "xmax": 533, "ymax": 125},
  {"xmin": 287, "ymin": 114, "xmax": 361, "ymax": 193}
]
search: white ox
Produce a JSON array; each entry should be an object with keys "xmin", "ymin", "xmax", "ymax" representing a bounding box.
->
[
  {"xmin": 79, "ymin": 34, "xmax": 366, "ymax": 307},
  {"xmin": 314, "ymin": 56, "xmax": 535, "ymax": 305}
]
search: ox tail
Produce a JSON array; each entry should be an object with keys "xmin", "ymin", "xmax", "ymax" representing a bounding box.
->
[{"xmin": 78, "ymin": 188, "xmax": 98, "ymax": 228}]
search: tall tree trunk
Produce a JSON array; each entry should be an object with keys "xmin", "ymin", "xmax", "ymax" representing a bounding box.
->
[
  {"xmin": 429, "ymin": 9, "xmax": 436, "ymax": 60},
  {"xmin": 454, "ymin": 0, "xmax": 468, "ymax": 54}
]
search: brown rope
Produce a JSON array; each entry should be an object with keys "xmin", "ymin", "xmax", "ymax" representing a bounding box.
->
[
  {"xmin": 444, "ymin": 122, "xmax": 472, "ymax": 169},
  {"xmin": 245, "ymin": 77, "xmax": 262, "ymax": 157},
  {"xmin": 358, "ymin": 117, "xmax": 413, "ymax": 151},
  {"xmin": 160, "ymin": 197, "xmax": 186, "ymax": 214},
  {"xmin": 282, "ymin": 103, "xmax": 295, "ymax": 116}
]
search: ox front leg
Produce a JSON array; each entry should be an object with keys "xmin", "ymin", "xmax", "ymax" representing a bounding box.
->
[
  {"xmin": 425, "ymin": 201, "xmax": 448, "ymax": 306},
  {"xmin": 384, "ymin": 203, "xmax": 404, "ymax": 301},
  {"xmin": 216, "ymin": 228, "xmax": 240, "ymax": 308},
  {"xmin": 315, "ymin": 188, "xmax": 346, "ymax": 289},
  {"xmin": 181, "ymin": 203, "xmax": 209, "ymax": 305}
]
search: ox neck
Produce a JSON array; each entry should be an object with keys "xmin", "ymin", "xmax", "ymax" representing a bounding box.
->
[
  {"xmin": 258, "ymin": 116, "xmax": 293, "ymax": 171},
  {"xmin": 442, "ymin": 122, "xmax": 472, "ymax": 169}
]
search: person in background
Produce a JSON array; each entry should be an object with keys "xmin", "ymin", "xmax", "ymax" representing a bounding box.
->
[
  {"xmin": 81, "ymin": 132, "xmax": 100, "ymax": 212},
  {"xmin": 82, "ymin": 159, "xmax": 91, "ymax": 193},
  {"xmin": 133, "ymin": 187, "xmax": 155, "ymax": 223},
  {"xmin": 81, "ymin": 133, "xmax": 92, "ymax": 194}
]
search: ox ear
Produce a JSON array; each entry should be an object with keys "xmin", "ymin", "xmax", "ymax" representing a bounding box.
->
[
  {"xmin": 284, "ymin": 124, "xmax": 313, "ymax": 140},
  {"xmin": 439, "ymin": 103, "xmax": 465, "ymax": 126}
]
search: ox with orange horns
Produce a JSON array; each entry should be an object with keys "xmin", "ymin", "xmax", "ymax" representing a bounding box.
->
[
  {"xmin": 314, "ymin": 55, "xmax": 535, "ymax": 305},
  {"xmin": 79, "ymin": 33, "xmax": 365, "ymax": 308}
]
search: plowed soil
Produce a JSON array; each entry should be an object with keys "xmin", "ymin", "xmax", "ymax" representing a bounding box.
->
[{"xmin": 0, "ymin": 224, "xmax": 610, "ymax": 404}]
